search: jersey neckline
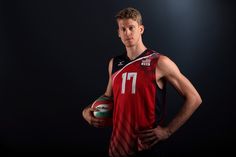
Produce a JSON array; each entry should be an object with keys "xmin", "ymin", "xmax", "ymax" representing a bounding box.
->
[{"xmin": 125, "ymin": 49, "xmax": 149, "ymax": 61}]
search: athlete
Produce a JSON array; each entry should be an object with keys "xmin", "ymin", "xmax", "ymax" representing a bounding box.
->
[{"xmin": 82, "ymin": 7, "xmax": 202, "ymax": 157}]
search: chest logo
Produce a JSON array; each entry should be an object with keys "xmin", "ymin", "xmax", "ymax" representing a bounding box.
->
[
  {"xmin": 141, "ymin": 58, "xmax": 151, "ymax": 66},
  {"xmin": 118, "ymin": 61, "xmax": 125, "ymax": 66}
]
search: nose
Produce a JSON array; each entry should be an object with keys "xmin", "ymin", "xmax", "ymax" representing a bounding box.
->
[{"xmin": 125, "ymin": 29, "xmax": 131, "ymax": 36}]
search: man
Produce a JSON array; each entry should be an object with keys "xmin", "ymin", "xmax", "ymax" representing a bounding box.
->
[{"xmin": 82, "ymin": 7, "xmax": 202, "ymax": 157}]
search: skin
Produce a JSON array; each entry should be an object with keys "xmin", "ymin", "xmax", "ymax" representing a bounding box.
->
[{"xmin": 82, "ymin": 18, "xmax": 202, "ymax": 149}]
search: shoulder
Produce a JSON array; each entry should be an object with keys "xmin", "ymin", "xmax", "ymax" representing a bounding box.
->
[
  {"xmin": 156, "ymin": 55, "xmax": 180, "ymax": 77},
  {"xmin": 158, "ymin": 55, "xmax": 173, "ymax": 67},
  {"xmin": 145, "ymin": 49, "xmax": 171, "ymax": 66},
  {"xmin": 108, "ymin": 53, "xmax": 125, "ymax": 75},
  {"xmin": 108, "ymin": 58, "xmax": 113, "ymax": 66},
  {"xmin": 108, "ymin": 54, "xmax": 123, "ymax": 68}
]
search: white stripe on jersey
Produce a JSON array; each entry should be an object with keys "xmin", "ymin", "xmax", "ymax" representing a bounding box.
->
[{"xmin": 112, "ymin": 53, "xmax": 156, "ymax": 83}]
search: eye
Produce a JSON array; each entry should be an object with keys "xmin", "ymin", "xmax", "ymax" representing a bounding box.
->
[
  {"xmin": 129, "ymin": 26, "xmax": 135, "ymax": 31},
  {"xmin": 121, "ymin": 27, "xmax": 126, "ymax": 32}
]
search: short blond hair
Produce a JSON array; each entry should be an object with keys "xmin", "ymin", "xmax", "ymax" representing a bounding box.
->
[{"xmin": 115, "ymin": 7, "xmax": 142, "ymax": 25}]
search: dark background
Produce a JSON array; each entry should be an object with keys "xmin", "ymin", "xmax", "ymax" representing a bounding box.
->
[{"xmin": 0, "ymin": 0, "xmax": 235, "ymax": 156}]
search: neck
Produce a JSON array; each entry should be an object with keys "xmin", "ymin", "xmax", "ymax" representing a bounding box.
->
[{"xmin": 126, "ymin": 42, "xmax": 147, "ymax": 60}]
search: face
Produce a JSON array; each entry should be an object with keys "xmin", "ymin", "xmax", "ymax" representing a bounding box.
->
[{"xmin": 117, "ymin": 18, "xmax": 144, "ymax": 47}]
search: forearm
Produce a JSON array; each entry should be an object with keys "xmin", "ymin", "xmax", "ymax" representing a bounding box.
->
[{"xmin": 165, "ymin": 95, "xmax": 201, "ymax": 136}]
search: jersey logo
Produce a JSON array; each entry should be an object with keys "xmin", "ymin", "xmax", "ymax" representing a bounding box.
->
[
  {"xmin": 141, "ymin": 58, "xmax": 151, "ymax": 66},
  {"xmin": 118, "ymin": 61, "xmax": 125, "ymax": 66}
]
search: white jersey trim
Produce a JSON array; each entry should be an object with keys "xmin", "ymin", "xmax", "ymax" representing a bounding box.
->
[{"xmin": 112, "ymin": 53, "xmax": 155, "ymax": 83}]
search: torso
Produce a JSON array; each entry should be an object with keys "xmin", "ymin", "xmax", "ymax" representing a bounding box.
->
[{"xmin": 109, "ymin": 49, "xmax": 166, "ymax": 156}]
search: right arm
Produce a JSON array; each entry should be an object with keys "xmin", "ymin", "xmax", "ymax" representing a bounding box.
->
[
  {"xmin": 82, "ymin": 58, "xmax": 113, "ymax": 127},
  {"xmin": 104, "ymin": 58, "xmax": 113, "ymax": 97}
]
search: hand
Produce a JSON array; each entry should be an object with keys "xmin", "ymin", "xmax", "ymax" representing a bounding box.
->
[
  {"xmin": 82, "ymin": 106, "xmax": 107, "ymax": 128},
  {"xmin": 138, "ymin": 126, "xmax": 171, "ymax": 149}
]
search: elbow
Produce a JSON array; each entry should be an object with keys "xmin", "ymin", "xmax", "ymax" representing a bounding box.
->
[
  {"xmin": 186, "ymin": 93, "xmax": 202, "ymax": 108},
  {"xmin": 192, "ymin": 93, "xmax": 202, "ymax": 108},
  {"xmin": 198, "ymin": 95, "xmax": 202, "ymax": 106}
]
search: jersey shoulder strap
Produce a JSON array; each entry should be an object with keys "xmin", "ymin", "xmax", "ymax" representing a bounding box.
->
[{"xmin": 112, "ymin": 53, "xmax": 129, "ymax": 74}]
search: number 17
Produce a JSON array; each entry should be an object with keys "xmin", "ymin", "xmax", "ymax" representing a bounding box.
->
[{"xmin": 121, "ymin": 72, "xmax": 137, "ymax": 94}]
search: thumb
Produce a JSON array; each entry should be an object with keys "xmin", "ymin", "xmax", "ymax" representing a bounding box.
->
[{"xmin": 89, "ymin": 107, "xmax": 98, "ymax": 112}]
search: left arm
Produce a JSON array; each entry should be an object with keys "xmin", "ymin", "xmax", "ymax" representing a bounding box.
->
[{"xmin": 139, "ymin": 55, "xmax": 202, "ymax": 148}]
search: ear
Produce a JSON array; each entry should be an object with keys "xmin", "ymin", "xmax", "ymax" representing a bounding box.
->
[{"xmin": 140, "ymin": 25, "xmax": 144, "ymax": 34}]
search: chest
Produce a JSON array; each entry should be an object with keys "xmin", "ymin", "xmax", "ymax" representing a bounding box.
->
[{"xmin": 112, "ymin": 59, "xmax": 157, "ymax": 94}]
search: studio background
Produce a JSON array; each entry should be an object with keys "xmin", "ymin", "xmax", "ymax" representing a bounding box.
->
[{"xmin": 1, "ymin": 0, "xmax": 235, "ymax": 156}]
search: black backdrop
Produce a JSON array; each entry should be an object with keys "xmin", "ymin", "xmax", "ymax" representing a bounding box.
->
[{"xmin": 1, "ymin": 0, "xmax": 235, "ymax": 156}]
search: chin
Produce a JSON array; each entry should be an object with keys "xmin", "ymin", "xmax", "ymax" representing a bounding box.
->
[
  {"xmin": 125, "ymin": 45, "xmax": 135, "ymax": 48},
  {"xmin": 125, "ymin": 42, "xmax": 135, "ymax": 47}
]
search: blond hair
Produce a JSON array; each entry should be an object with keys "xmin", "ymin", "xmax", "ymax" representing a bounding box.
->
[{"xmin": 115, "ymin": 7, "xmax": 142, "ymax": 25}]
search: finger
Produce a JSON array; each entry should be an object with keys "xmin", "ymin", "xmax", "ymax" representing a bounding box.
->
[
  {"xmin": 91, "ymin": 117, "xmax": 105, "ymax": 124},
  {"xmin": 139, "ymin": 132, "xmax": 155, "ymax": 139},
  {"xmin": 91, "ymin": 121, "xmax": 102, "ymax": 126},
  {"xmin": 139, "ymin": 129, "xmax": 153, "ymax": 134},
  {"xmin": 90, "ymin": 119, "xmax": 102, "ymax": 127},
  {"xmin": 92, "ymin": 118, "xmax": 108, "ymax": 128},
  {"xmin": 149, "ymin": 139, "xmax": 159, "ymax": 148},
  {"xmin": 90, "ymin": 117, "xmax": 106, "ymax": 126},
  {"xmin": 89, "ymin": 107, "xmax": 97, "ymax": 113},
  {"xmin": 93, "ymin": 123, "xmax": 104, "ymax": 128},
  {"xmin": 89, "ymin": 107, "xmax": 100, "ymax": 114},
  {"xmin": 141, "ymin": 136, "xmax": 157, "ymax": 144}
]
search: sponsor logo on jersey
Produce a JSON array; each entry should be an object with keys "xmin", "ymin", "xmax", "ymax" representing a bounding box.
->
[
  {"xmin": 141, "ymin": 58, "xmax": 151, "ymax": 66},
  {"xmin": 118, "ymin": 61, "xmax": 125, "ymax": 66}
]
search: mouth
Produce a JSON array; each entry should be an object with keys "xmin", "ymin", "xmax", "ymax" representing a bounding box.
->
[{"xmin": 126, "ymin": 38, "xmax": 133, "ymax": 41}]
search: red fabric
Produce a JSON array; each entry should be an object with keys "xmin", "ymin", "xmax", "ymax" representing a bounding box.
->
[{"xmin": 109, "ymin": 52, "xmax": 161, "ymax": 156}]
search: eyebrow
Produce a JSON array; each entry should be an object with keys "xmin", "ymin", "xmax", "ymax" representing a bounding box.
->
[{"xmin": 120, "ymin": 24, "xmax": 136, "ymax": 28}]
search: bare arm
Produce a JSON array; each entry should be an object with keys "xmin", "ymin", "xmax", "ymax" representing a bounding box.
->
[
  {"xmin": 104, "ymin": 58, "xmax": 113, "ymax": 97},
  {"xmin": 139, "ymin": 55, "xmax": 202, "ymax": 147},
  {"xmin": 82, "ymin": 58, "xmax": 113, "ymax": 127}
]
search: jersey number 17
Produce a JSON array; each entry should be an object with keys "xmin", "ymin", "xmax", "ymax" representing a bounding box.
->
[{"xmin": 121, "ymin": 72, "xmax": 137, "ymax": 94}]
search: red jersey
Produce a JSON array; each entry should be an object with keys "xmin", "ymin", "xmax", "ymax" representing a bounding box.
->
[{"xmin": 109, "ymin": 49, "xmax": 166, "ymax": 157}]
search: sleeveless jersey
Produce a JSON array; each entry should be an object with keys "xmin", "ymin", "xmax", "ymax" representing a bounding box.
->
[{"xmin": 109, "ymin": 49, "xmax": 166, "ymax": 157}]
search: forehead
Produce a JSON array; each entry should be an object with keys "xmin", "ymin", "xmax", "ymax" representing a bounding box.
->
[{"xmin": 117, "ymin": 18, "xmax": 139, "ymax": 27}]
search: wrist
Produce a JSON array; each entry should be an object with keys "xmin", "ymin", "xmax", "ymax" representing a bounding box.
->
[{"xmin": 164, "ymin": 127, "xmax": 173, "ymax": 138}]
